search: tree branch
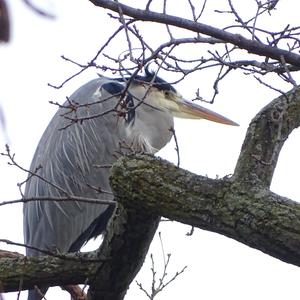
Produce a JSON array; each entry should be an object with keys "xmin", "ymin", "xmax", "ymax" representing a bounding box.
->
[
  {"xmin": 0, "ymin": 201, "xmax": 159, "ymax": 300},
  {"xmin": 89, "ymin": 0, "xmax": 300, "ymax": 67},
  {"xmin": 0, "ymin": 253, "xmax": 99, "ymax": 292},
  {"xmin": 87, "ymin": 201, "xmax": 160, "ymax": 300},
  {"xmin": 234, "ymin": 87, "xmax": 300, "ymax": 187},
  {"xmin": 107, "ymin": 84, "xmax": 300, "ymax": 270},
  {"xmin": 110, "ymin": 154, "xmax": 300, "ymax": 267}
]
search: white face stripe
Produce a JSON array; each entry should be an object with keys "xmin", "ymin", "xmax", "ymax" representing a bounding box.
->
[{"xmin": 146, "ymin": 88, "xmax": 182, "ymax": 114}]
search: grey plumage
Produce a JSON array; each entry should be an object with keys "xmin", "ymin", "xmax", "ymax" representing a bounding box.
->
[
  {"xmin": 24, "ymin": 70, "xmax": 237, "ymax": 300},
  {"xmin": 24, "ymin": 75, "xmax": 174, "ymax": 252}
]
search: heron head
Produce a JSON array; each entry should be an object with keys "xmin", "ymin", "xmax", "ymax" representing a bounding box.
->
[{"xmin": 130, "ymin": 69, "xmax": 238, "ymax": 126}]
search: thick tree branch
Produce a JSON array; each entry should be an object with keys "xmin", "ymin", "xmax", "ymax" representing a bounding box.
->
[
  {"xmin": 89, "ymin": 0, "xmax": 300, "ymax": 67},
  {"xmin": 0, "ymin": 203, "xmax": 159, "ymax": 300},
  {"xmin": 0, "ymin": 253, "xmax": 99, "ymax": 292},
  {"xmin": 107, "ymin": 81, "xmax": 300, "ymax": 270},
  {"xmin": 110, "ymin": 154, "xmax": 300, "ymax": 267},
  {"xmin": 87, "ymin": 204, "xmax": 159, "ymax": 300},
  {"xmin": 234, "ymin": 87, "xmax": 300, "ymax": 187}
]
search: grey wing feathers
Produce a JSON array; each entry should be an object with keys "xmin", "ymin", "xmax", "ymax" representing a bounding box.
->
[{"xmin": 23, "ymin": 77, "xmax": 125, "ymax": 255}]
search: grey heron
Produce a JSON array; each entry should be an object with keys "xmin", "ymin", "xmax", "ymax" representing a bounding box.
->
[{"xmin": 23, "ymin": 68, "xmax": 237, "ymax": 299}]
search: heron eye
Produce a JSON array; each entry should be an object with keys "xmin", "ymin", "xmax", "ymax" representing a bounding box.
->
[{"xmin": 164, "ymin": 90, "xmax": 171, "ymax": 98}]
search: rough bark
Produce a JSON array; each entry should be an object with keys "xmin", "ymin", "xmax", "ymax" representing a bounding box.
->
[
  {"xmin": 234, "ymin": 88, "xmax": 300, "ymax": 187},
  {"xmin": 0, "ymin": 253, "xmax": 99, "ymax": 292},
  {"xmin": 110, "ymin": 154, "xmax": 300, "ymax": 266},
  {"xmin": 87, "ymin": 204, "xmax": 159, "ymax": 300},
  {"xmin": 108, "ymin": 86, "xmax": 300, "ymax": 268},
  {"xmin": 0, "ymin": 206, "xmax": 159, "ymax": 298}
]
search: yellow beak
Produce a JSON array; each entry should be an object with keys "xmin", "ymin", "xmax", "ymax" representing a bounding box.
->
[{"xmin": 173, "ymin": 99, "xmax": 239, "ymax": 126}]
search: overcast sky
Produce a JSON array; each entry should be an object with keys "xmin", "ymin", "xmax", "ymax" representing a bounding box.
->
[{"xmin": 1, "ymin": 1, "xmax": 300, "ymax": 299}]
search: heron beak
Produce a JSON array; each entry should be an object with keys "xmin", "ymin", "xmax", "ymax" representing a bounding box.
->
[{"xmin": 173, "ymin": 99, "xmax": 239, "ymax": 126}]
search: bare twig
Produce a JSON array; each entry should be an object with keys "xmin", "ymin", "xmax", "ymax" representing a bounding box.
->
[
  {"xmin": 169, "ymin": 127, "xmax": 180, "ymax": 167},
  {"xmin": 1, "ymin": 145, "xmax": 69, "ymax": 196},
  {"xmin": 163, "ymin": 0, "xmax": 174, "ymax": 40},
  {"xmin": 115, "ymin": 0, "xmax": 134, "ymax": 61},
  {"xmin": 0, "ymin": 239, "xmax": 104, "ymax": 262},
  {"xmin": 253, "ymin": 75, "xmax": 287, "ymax": 95},
  {"xmin": 23, "ymin": 0, "xmax": 55, "ymax": 18},
  {"xmin": 0, "ymin": 196, "xmax": 115, "ymax": 207},
  {"xmin": 136, "ymin": 232, "xmax": 187, "ymax": 299},
  {"xmin": 48, "ymin": 20, "xmax": 135, "ymax": 89}
]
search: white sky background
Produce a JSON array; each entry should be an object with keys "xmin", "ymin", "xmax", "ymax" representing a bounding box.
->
[{"xmin": 1, "ymin": 0, "xmax": 300, "ymax": 299}]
